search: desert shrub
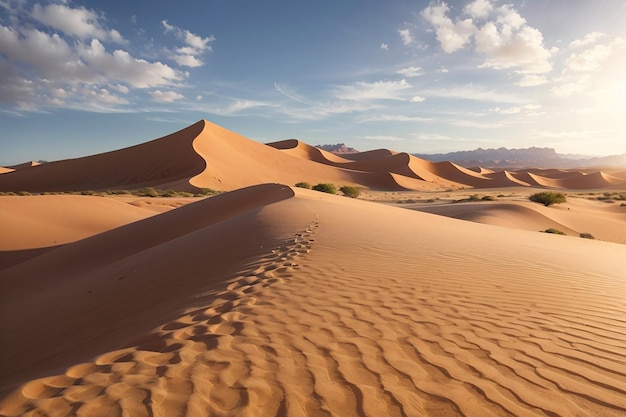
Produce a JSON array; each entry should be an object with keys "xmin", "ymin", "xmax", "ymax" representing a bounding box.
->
[
  {"xmin": 294, "ymin": 182, "xmax": 312, "ymax": 189},
  {"xmin": 312, "ymin": 183, "xmax": 337, "ymax": 194},
  {"xmin": 177, "ymin": 191, "xmax": 194, "ymax": 197},
  {"xmin": 17, "ymin": 191, "xmax": 31, "ymax": 196},
  {"xmin": 339, "ymin": 186, "xmax": 360, "ymax": 198},
  {"xmin": 425, "ymin": 198, "xmax": 435, "ymax": 203},
  {"xmin": 529, "ymin": 192, "xmax": 566, "ymax": 206},
  {"xmin": 196, "ymin": 188, "xmax": 219, "ymax": 196},
  {"xmin": 106, "ymin": 189, "xmax": 131, "ymax": 195},
  {"xmin": 542, "ymin": 228, "xmax": 565, "ymax": 235},
  {"xmin": 160, "ymin": 189, "xmax": 177, "ymax": 197},
  {"xmin": 135, "ymin": 187, "xmax": 158, "ymax": 197},
  {"xmin": 481, "ymin": 195, "xmax": 496, "ymax": 201},
  {"xmin": 80, "ymin": 190, "xmax": 100, "ymax": 196},
  {"xmin": 579, "ymin": 232, "xmax": 595, "ymax": 239},
  {"xmin": 468, "ymin": 194, "xmax": 480, "ymax": 201}
]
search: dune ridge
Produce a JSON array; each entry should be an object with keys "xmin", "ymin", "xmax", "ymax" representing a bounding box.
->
[
  {"xmin": 1, "ymin": 185, "xmax": 625, "ymax": 416},
  {"xmin": 1, "ymin": 120, "xmax": 623, "ymax": 193}
]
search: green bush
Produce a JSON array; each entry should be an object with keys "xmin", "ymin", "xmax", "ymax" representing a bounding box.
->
[
  {"xmin": 80, "ymin": 190, "xmax": 100, "ymax": 196},
  {"xmin": 17, "ymin": 191, "xmax": 31, "ymax": 196},
  {"xmin": 135, "ymin": 187, "xmax": 159, "ymax": 197},
  {"xmin": 542, "ymin": 228, "xmax": 565, "ymax": 235},
  {"xmin": 579, "ymin": 232, "xmax": 595, "ymax": 239},
  {"xmin": 529, "ymin": 192, "xmax": 567, "ymax": 206},
  {"xmin": 160, "ymin": 189, "xmax": 178, "ymax": 197},
  {"xmin": 196, "ymin": 188, "xmax": 219, "ymax": 196},
  {"xmin": 295, "ymin": 182, "xmax": 312, "ymax": 189},
  {"xmin": 312, "ymin": 183, "xmax": 337, "ymax": 194},
  {"xmin": 339, "ymin": 186, "xmax": 360, "ymax": 198}
]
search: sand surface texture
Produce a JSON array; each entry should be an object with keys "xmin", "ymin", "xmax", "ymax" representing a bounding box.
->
[{"xmin": 1, "ymin": 184, "xmax": 625, "ymax": 417}]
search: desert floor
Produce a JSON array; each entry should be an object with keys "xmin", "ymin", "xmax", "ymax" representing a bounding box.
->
[{"xmin": 1, "ymin": 185, "xmax": 625, "ymax": 417}]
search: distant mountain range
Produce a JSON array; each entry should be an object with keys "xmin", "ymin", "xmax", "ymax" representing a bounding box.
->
[
  {"xmin": 414, "ymin": 147, "xmax": 626, "ymax": 169},
  {"xmin": 315, "ymin": 143, "xmax": 359, "ymax": 154},
  {"xmin": 315, "ymin": 143, "xmax": 626, "ymax": 169}
]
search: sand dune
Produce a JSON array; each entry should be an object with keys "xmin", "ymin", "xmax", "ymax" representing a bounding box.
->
[
  {"xmin": 6, "ymin": 161, "xmax": 41, "ymax": 171},
  {"xmin": 0, "ymin": 195, "xmax": 170, "ymax": 270},
  {"xmin": 1, "ymin": 184, "xmax": 625, "ymax": 416},
  {"xmin": 409, "ymin": 197, "xmax": 626, "ymax": 244},
  {"xmin": 2, "ymin": 120, "xmax": 622, "ymax": 193},
  {"xmin": 0, "ymin": 167, "xmax": 14, "ymax": 174}
]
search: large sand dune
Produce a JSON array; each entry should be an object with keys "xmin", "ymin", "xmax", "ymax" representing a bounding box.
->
[
  {"xmin": 1, "ymin": 184, "xmax": 625, "ymax": 416},
  {"xmin": 1, "ymin": 120, "xmax": 623, "ymax": 192}
]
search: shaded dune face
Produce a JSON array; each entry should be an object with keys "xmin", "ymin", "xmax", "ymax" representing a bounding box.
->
[
  {"xmin": 0, "ymin": 186, "xmax": 625, "ymax": 417},
  {"xmin": 1, "ymin": 120, "xmax": 623, "ymax": 192},
  {"xmin": 0, "ymin": 121, "xmax": 207, "ymax": 193}
]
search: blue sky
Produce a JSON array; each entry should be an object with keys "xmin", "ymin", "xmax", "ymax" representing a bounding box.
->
[{"xmin": 1, "ymin": 0, "xmax": 626, "ymax": 165}]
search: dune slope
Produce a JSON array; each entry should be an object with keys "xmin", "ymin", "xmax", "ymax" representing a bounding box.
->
[
  {"xmin": 1, "ymin": 184, "xmax": 625, "ymax": 417},
  {"xmin": 3, "ymin": 120, "xmax": 623, "ymax": 193}
]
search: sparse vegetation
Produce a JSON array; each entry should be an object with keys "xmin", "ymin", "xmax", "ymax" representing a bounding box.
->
[
  {"xmin": 17, "ymin": 191, "xmax": 31, "ymax": 196},
  {"xmin": 135, "ymin": 187, "xmax": 159, "ymax": 197},
  {"xmin": 529, "ymin": 192, "xmax": 567, "ymax": 206},
  {"xmin": 80, "ymin": 190, "xmax": 101, "ymax": 196},
  {"xmin": 339, "ymin": 186, "xmax": 360, "ymax": 198},
  {"xmin": 579, "ymin": 232, "xmax": 595, "ymax": 239},
  {"xmin": 294, "ymin": 182, "xmax": 312, "ymax": 189},
  {"xmin": 542, "ymin": 228, "xmax": 565, "ymax": 235},
  {"xmin": 195, "ymin": 188, "xmax": 219, "ymax": 196},
  {"xmin": 312, "ymin": 183, "xmax": 337, "ymax": 194},
  {"xmin": 481, "ymin": 195, "xmax": 496, "ymax": 201},
  {"xmin": 597, "ymin": 191, "xmax": 626, "ymax": 202}
]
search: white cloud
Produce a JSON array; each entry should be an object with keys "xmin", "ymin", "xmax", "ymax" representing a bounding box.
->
[
  {"xmin": 516, "ymin": 74, "xmax": 548, "ymax": 87},
  {"xmin": 569, "ymin": 32, "xmax": 607, "ymax": 49},
  {"xmin": 334, "ymin": 79, "xmax": 412, "ymax": 101},
  {"xmin": 422, "ymin": 84, "xmax": 528, "ymax": 103},
  {"xmin": 411, "ymin": 96, "xmax": 426, "ymax": 102},
  {"xmin": 398, "ymin": 29, "xmax": 414, "ymax": 46},
  {"xmin": 453, "ymin": 120, "xmax": 503, "ymax": 128},
  {"xmin": 421, "ymin": 1, "xmax": 553, "ymax": 75},
  {"xmin": 380, "ymin": 42, "xmax": 389, "ymax": 51},
  {"xmin": 150, "ymin": 90, "xmax": 184, "ymax": 102},
  {"xmin": 438, "ymin": 66, "xmax": 449, "ymax": 73},
  {"xmin": 564, "ymin": 37, "xmax": 624, "ymax": 72},
  {"xmin": 550, "ymin": 73, "xmax": 591, "ymax": 97},
  {"xmin": 356, "ymin": 114, "xmax": 432, "ymax": 123},
  {"xmin": 171, "ymin": 54, "xmax": 203, "ymax": 68},
  {"xmin": 397, "ymin": 66, "xmax": 421, "ymax": 77},
  {"xmin": 77, "ymin": 39, "xmax": 183, "ymax": 88},
  {"xmin": 463, "ymin": 0, "xmax": 493, "ymax": 18},
  {"xmin": 489, "ymin": 104, "xmax": 541, "ymax": 114},
  {"xmin": 162, "ymin": 20, "xmax": 215, "ymax": 68},
  {"xmin": 32, "ymin": 3, "xmax": 124, "ymax": 43},
  {"xmin": 554, "ymin": 35, "xmax": 625, "ymax": 97},
  {"xmin": 421, "ymin": 2, "xmax": 475, "ymax": 53},
  {"xmin": 0, "ymin": 8, "xmax": 187, "ymax": 111},
  {"xmin": 111, "ymin": 84, "xmax": 129, "ymax": 94},
  {"xmin": 474, "ymin": 21, "xmax": 552, "ymax": 74}
]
